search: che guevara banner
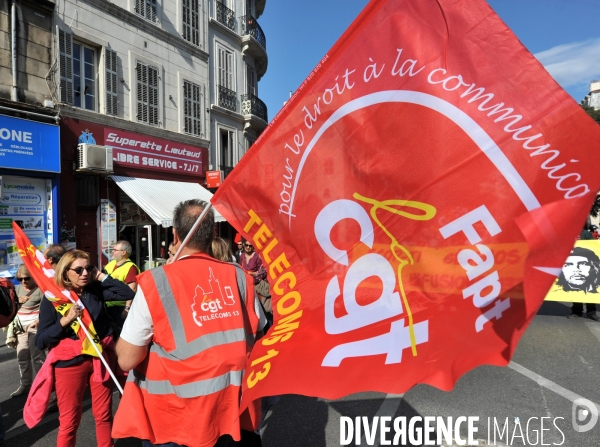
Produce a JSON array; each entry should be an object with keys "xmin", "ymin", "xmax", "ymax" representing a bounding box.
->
[
  {"xmin": 212, "ymin": 0, "xmax": 600, "ymax": 406},
  {"xmin": 12, "ymin": 223, "xmax": 102, "ymax": 357},
  {"xmin": 545, "ymin": 240, "xmax": 600, "ymax": 304}
]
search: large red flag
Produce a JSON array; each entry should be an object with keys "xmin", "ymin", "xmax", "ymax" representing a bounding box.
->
[
  {"xmin": 12, "ymin": 223, "xmax": 102, "ymax": 357},
  {"xmin": 212, "ymin": 0, "xmax": 600, "ymax": 407}
]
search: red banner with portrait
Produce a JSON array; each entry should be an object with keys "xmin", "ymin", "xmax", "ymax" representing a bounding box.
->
[{"xmin": 211, "ymin": 0, "xmax": 600, "ymax": 407}]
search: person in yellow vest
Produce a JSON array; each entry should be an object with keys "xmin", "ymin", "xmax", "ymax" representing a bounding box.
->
[
  {"xmin": 103, "ymin": 240, "xmax": 139, "ymax": 329},
  {"xmin": 112, "ymin": 199, "xmax": 266, "ymax": 447}
]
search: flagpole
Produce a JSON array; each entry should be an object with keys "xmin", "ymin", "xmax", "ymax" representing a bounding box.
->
[
  {"xmin": 172, "ymin": 202, "xmax": 214, "ymax": 263},
  {"xmin": 76, "ymin": 316, "xmax": 124, "ymax": 394}
]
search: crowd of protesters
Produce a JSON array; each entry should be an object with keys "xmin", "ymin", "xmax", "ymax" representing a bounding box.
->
[{"xmin": 0, "ymin": 200, "xmax": 271, "ymax": 447}]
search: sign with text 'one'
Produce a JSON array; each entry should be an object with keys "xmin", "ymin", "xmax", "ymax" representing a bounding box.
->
[
  {"xmin": 104, "ymin": 127, "xmax": 204, "ymax": 176},
  {"xmin": 0, "ymin": 115, "xmax": 60, "ymax": 173},
  {"xmin": 212, "ymin": 0, "xmax": 600, "ymax": 406}
]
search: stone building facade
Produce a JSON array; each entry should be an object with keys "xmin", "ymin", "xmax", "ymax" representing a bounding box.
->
[{"xmin": 0, "ymin": 0, "xmax": 268, "ymax": 267}]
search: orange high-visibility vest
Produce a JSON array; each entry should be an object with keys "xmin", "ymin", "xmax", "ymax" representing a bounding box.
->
[{"xmin": 112, "ymin": 254, "xmax": 261, "ymax": 447}]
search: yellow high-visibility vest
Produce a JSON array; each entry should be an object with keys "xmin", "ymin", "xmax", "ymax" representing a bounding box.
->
[{"xmin": 104, "ymin": 259, "xmax": 140, "ymax": 307}]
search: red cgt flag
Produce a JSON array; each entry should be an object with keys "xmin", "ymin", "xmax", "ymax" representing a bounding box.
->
[
  {"xmin": 12, "ymin": 223, "xmax": 102, "ymax": 357},
  {"xmin": 212, "ymin": 0, "xmax": 600, "ymax": 406}
]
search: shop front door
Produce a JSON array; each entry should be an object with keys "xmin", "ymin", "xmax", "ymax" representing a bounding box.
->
[{"xmin": 76, "ymin": 210, "xmax": 98, "ymax": 265}]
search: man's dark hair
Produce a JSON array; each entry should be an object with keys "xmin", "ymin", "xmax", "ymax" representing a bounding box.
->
[
  {"xmin": 45, "ymin": 244, "xmax": 66, "ymax": 264},
  {"xmin": 556, "ymin": 246, "xmax": 600, "ymax": 292},
  {"xmin": 173, "ymin": 199, "xmax": 214, "ymax": 253}
]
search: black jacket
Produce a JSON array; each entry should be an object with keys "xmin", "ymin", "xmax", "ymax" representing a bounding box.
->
[{"xmin": 35, "ymin": 276, "xmax": 134, "ymax": 366}]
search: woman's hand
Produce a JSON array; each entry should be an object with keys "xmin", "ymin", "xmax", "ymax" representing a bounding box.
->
[
  {"xmin": 18, "ymin": 295, "xmax": 29, "ymax": 304},
  {"xmin": 92, "ymin": 266, "xmax": 107, "ymax": 282},
  {"xmin": 60, "ymin": 305, "xmax": 81, "ymax": 328}
]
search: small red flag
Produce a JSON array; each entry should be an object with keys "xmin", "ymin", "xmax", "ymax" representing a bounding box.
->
[
  {"xmin": 212, "ymin": 0, "xmax": 600, "ymax": 406},
  {"xmin": 12, "ymin": 223, "xmax": 102, "ymax": 356}
]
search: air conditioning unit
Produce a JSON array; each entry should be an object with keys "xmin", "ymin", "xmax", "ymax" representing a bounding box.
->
[{"xmin": 77, "ymin": 144, "xmax": 113, "ymax": 172}]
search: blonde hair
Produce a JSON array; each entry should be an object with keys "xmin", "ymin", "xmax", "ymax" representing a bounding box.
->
[
  {"xmin": 211, "ymin": 237, "xmax": 233, "ymax": 263},
  {"xmin": 16, "ymin": 264, "xmax": 30, "ymax": 278},
  {"xmin": 54, "ymin": 250, "xmax": 91, "ymax": 290}
]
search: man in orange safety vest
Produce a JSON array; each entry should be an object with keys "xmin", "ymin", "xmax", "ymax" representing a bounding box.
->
[{"xmin": 112, "ymin": 199, "xmax": 266, "ymax": 447}]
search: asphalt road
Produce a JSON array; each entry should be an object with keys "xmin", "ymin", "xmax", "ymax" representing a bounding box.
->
[{"xmin": 1, "ymin": 300, "xmax": 599, "ymax": 446}]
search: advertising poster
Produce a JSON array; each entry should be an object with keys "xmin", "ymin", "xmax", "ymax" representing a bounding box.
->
[
  {"xmin": 119, "ymin": 201, "xmax": 152, "ymax": 225},
  {"xmin": 544, "ymin": 240, "xmax": 600, "ymax": 304},
  {"xmin": 0, "ymin": 175, "xmax": 48, "ymax": 268},
  {"xmin": 98, "ymin": 199, "xmax": 117, "ymax": 263}
]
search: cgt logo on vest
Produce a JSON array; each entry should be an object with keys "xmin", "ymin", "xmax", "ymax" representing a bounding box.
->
[{"xmin": 191, "ymin": 267, "xmax": 237, "ymax": 326}]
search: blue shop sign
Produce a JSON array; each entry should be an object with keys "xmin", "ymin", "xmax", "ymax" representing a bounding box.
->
[{"xmin": 0, "ymin": 114, "xmax": 60, "ymax": 173}]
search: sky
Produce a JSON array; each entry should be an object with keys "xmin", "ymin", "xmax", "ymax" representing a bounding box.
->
[{"xmin": 256, "ymin": 0, "xmax": 600, "ymax": 121}]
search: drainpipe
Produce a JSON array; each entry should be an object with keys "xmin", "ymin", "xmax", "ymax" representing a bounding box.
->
[{"xmin": 11, "ymin": 0, "xmax": 18, "ymax": 102}]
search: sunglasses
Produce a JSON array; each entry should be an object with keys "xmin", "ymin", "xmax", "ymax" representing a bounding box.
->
[
  {"xmin": 111, "ymin": 248, "xmax": 124, "ymax": 252},
  {"xmin": 70, "ymin": 265, "xmax": 94, "ymax": 275},
  {"xmin": 17, "ymin": 277, "xmax": 31, "ymax": 282},
  {"xmin": 244, "ymin": 243, "xmax": 253, "ymax": 248}
]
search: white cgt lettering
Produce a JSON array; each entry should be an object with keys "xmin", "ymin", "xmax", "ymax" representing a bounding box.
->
[
  {"xmin": 314, "ymin": 199, "xmax": 373, "ymax": 265},
  {"xmin": 324, "ymin": 253, "xmax": 402, "ymax": 334},
  {"xmin": 315, "ymin": 199, "xmax": 419, "ymax": 366}
]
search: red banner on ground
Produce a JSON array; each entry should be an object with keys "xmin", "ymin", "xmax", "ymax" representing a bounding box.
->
[{"xmin": 212, "ymin": 0, "xmax": 600, "ymax": 406}]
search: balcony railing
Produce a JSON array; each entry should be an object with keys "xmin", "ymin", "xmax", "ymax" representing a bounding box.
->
[
  {"xmin": 218, "ymin": 85, "xmax": 237, "ymax": 112},
  {"xmin": 220, "ymin": 165, "xmax": 234, "ymax": 178},
  {"xmin": 241, "ymin": 93, "xmax": 268, "ymax": 122},
  {"xmin": 240, "ymin": 14, "xmax": 266, "ymax": 49},
  {"xmin": 216, "ymin": 2, "xmax": 235, "ymax": 31}
]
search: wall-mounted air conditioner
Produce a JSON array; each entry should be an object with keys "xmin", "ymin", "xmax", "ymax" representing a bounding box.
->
[{"xmin": 77, "ymin": 144, "xmax": 113, "ymax": 172}]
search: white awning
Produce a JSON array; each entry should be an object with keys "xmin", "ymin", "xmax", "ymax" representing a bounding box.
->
[{"xmin": 112, "ymin": 176, "xmax": 224, "ymax": 227}]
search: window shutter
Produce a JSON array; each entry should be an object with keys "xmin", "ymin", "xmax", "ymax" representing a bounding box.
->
[
  {"xmin": 218, "ymin": 48, "xmax": 224, "ymax": 86},
  {"xmin": 136, "ymin": 0, "xmax": 157, "ymax": 22},
  {"xmin": 148, "ymin": 66, "xmax": 158, "ymax": 125},
  {"xmin": 105, "ymin": 49, "xmax": 118, "ymax": 116},
  {"xmin": 192, "ymin": 83, "xmax": 201, "ymax": 135},
  {"xmin": 57, "ymin": 27, "xmax": 73, "ymax": 105},
  {"xmin": 183, "ymin": 81, "xmax": 202, "ymax": 136},
  {"xmin": 226, "ymin": 51, "xmax": 233, "ymax": 90},
  {"xmin": 183, "ymin": 0, "xmax": 199, "ymax": 46},
  {"xmin": 136, "ymin": 62, "xmax": 148, "ymax": 123}
]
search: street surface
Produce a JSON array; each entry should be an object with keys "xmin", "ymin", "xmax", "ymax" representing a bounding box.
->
[{"xmin": 1, "ymin": 300, "xmax": 599, "ymax": 446}]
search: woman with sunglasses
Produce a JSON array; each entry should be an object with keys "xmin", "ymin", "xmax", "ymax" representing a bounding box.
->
[
  {"xmin": 7, "ymin": 265, "xmax": 46, "ymax": 398},
  {"xmin": 35, "ymin": 250, "xmax": 135, "ymax": 447}
]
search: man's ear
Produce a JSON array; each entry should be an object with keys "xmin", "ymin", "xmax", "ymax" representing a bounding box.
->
[{"xmin": 173, "ymin": 229, "xmax": 181, "ymax": 245}]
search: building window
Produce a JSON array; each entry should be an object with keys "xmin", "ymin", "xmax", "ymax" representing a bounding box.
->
[
  {"xmin": 220, "ymin": 128, "xmax": 235, "ymax": 169},
  {"xmin": 136, "ymin": 62, "xmax": 159, "ymax": 126},
  {"xmin": 58, "ymin": 29, "xmax": 96, "ymax": 111},
  {"xmin": 216, "ymin": 0, "xmax": 235, "ymax": 30},
  {"xmin": 183, "ymin": 81, "xmax": 202, "ymax": 136},
  {"xmin": 217, "ymin": 46, "xmax": 236, "ymax": 111},
  {"xmin": 136, "ymin": 0, "xmax": 157, "ymax": 23},
  {"xmin": 217, "ymin": 46, "xmax": 234, "ymax": 90},
  {"xmin": 183, "ymin": 0, "xmax": 200, "ymax": 46},
  {"xmin": 105, "ymin": 49, "xmax": 118, "ymax": 116},
  {"xmin": 73, "ymin": 43, "xmax": 96, "ymax": 111},
  {"xmin": 246, "ymin": 65, "xmax": 255, "ymax": 95}
]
